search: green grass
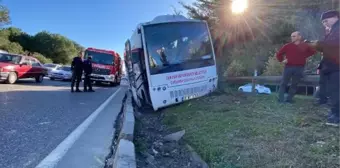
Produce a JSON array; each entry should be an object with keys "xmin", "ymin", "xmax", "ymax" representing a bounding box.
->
[{"xmin": 163, "ymin": 91, "xmax": 339, "ymax": 168}]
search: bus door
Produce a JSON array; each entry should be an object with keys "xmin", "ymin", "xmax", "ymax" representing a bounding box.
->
[
  {"xmin": 125, "ymin": 40, "xmax": 140, "ymax": 106},
  {"xmin": 131, "ymin": 49, "xmax": 151, "ymax": 104}
]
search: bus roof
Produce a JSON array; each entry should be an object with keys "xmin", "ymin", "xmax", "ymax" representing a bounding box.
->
[
  {"xmin": 86, "ymin": 47, "xmax": 120, "ymax": 57},
  {"xmin": 137, "ymin": 15, "xmax": 203, "ymax": 28}
]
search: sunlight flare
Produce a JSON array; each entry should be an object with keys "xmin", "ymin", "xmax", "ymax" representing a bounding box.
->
[{"xmin": 231, "ymin": 0, "xmax": 248, "ymax": 14}]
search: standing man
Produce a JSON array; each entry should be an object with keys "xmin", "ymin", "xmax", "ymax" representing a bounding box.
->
[
  {"xmin": 71, "ymin": 51, "xmax": 84, "ymax": 92},
  {"xmin": 315, "ymin": 24, "xmax": 331, "ymax": 105},
  {"xmin": 308, "ymin": 10, "xmax": 339, "ymax": 126},
  {"xmin": 83, "ymin": 55, "xmax": 94, "ymax": 92},
  {"xmin": 276, "ymin": 31, "xmax": 316, "ymax": 103}
]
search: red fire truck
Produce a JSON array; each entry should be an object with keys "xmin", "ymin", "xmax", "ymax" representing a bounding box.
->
[{"xmin": 84, "ymin": 47, "xmax": 122, "ymax": 86}]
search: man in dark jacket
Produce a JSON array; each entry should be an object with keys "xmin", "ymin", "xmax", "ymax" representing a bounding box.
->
[
  {"xmin": 309, "ymin": 10, "xmax": 339, "ymax": 126},
  {"xmin": 71, "ymin": 51, "xmax": 84, "ymax": 92},
  {"xmin": 316, "ymin": 26, "xmax": 331, "ymax": 105},
  {"xmin": 83, "ymin": 55, "xmax": 94, "ymax": 92},
  {"xmin": 276, "ymin": 31, "xmax": 316, "ymax": 103}
]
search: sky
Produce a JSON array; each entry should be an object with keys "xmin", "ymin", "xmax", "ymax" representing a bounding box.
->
[{"xmin": 3, "ymin": 0, "xmax": 194, "ymax": 58}]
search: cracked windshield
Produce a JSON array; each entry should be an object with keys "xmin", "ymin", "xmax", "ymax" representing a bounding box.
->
[{"xmin": 0, "ymin": 0, "xmax": 339, "ymax": 168}]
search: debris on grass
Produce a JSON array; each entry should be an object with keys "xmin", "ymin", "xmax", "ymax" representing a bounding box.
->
[{"xmin": 134, "ymin": 109, "xmax": 206, "ymax": 168}]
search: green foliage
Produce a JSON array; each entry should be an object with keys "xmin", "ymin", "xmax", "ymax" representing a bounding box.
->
[
  {"xmin": 32, "ymin": 52, "xmax": 53, "ymax": 64},
  {"xmin": 224, "ymin": 59, "xmax": 247, "ymax": 77},
  {"xmin": 33, "ymin": 31, "xmax": 79, "ymax": 63},
  {"xmin": 263, "ymin": 55, "xmax": 284, "ymax": 76},
  {"xmin": 182, "ymin": 0, "xmax": 337, "ymax": 77},
  {"xmin": 0, "ymin": 27, "xmax": 82, "ymax": 64},
  {"xmin": 0, "ymin": 2, "xmax": 10, "ymax": 27}
]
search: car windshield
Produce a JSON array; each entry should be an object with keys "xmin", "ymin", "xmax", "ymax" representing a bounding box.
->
[
  {"xmin": 45, "ymin": 64, "xmax": 58, "ymax": 68},
  {"xmin": 144, "ymin": 22, "xmax": 215, "ymax": 75},
  {"xmin": 57, "ymin": 66, "xmax": 71, "ymax": 71},
  {"xmin": 0, "ymin": 53, "xmax": 22, "ymax": 64},
  {"xmin": 84, "ymin": 50, "xmax": 114, "ymax": 65}
]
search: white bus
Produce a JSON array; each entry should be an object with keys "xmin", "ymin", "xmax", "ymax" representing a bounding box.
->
[{"xmin": 124, "ymin": 15, "xmax": 218, "ymax": 111}]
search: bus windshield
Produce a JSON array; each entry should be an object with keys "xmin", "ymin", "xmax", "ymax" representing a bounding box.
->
[
  {"xmin": 85, "ymin": 50, "xmax": 114, "ymax": 65},
  {"xmin": 144, "ymin": 22, "xmax": 215, "ymax": 75}
]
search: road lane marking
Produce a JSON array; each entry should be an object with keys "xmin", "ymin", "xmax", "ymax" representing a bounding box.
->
[
  {"xmin": 38, "ymin": 122, "xmax": 51, "ymax": 125},
  {"xmin": 35, "ymin": 87, "xmax": 122, "ymax": 168}
]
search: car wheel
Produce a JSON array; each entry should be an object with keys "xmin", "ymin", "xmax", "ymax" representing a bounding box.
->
[
  {"xmin": 50, "ymin": 77, "xmax": 55, "ymax": 80},
  {"xmin": 6, "ymin": 72, "xmax": 17, "ymax": 84},
  {"xmin": 36, "ymin": 74, "xmax": 44, "ymax": 83},
  {"xmin": 239, "ymin": 88, "xmax": 243, "ymax": 92},
  {"xmin": 255, "ymin": 89, "xmax": 259, "ymax": 94}
]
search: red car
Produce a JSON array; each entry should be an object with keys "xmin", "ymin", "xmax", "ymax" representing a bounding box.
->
[{"xmin": 0, "ymin": 53, "xmax": 48, "ymax": 84}]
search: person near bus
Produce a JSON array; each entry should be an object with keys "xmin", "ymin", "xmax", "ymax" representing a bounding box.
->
[
  {"xmin": 307, "ymin": 10, "xmax": 339, "ymax": 126},
  {"xmin": 276, "ymin": 31, "xmax": 316, "ymax": 103},
  {"xmin": 83, "ymin": 55, "xmax": 94, "ymax": 92},
  {"xmin": 71, "ymin": 51, "xmax": 84, "ymax": 92}
]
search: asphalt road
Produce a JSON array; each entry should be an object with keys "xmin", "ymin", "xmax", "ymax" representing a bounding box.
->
[{"xmin": 0, "ymin": 78, "xmax": 122, "ymax": 168}]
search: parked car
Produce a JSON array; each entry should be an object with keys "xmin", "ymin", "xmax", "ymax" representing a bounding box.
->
[
  {"xmin": 0, "ymin": 53, "xmax": 48, "ymax": 84},
  {"xmin": 44, "ymin": 63, "xmax": 62, "ymax": 77},
  {"xmin": 238, "ymin": 83, "xmax": 272, "ymax": 94},
  {"xmin": 50, "ymin": 65, "xmax": 72, "ymax": 81},
  {"xmin": 0, "ymin": 50, "xmax": 8, "ymax": 54}
]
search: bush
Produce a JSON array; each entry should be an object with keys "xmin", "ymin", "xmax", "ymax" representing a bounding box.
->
[
  {"xmin": 262, "ymin": 55, "xmax": 284, "ymax": 76},
  {"xmin": 224, "ymin": 59, "xmax": 247, "ymax": 77},
  {"xmin": 1, "ymin": 41, "xmax": 24, "ymax": 54},
  {"xmin": 32, "ymin": 52, "xmax": 53, "ymax": 64}
]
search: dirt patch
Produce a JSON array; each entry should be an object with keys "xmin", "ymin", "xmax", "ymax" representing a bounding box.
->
[{"xmin": 134, "ymin": 107, "xmax": 207, "ymax": 168}]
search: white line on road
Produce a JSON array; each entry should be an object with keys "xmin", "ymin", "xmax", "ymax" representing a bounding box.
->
[{"xmin": 35, "ymin": 87, "xmax": 122, "ymax": 168}]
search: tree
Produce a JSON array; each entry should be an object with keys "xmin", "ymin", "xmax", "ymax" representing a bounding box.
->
[
  {"xmin": 33, "ymin": 32, "xmax": 80, "ymax": 64},
  {"xmin": 181, "ymin": 0, "xmax": 336, "ymax": 77},
  {"xmin": 0, "ymin": 28, "xmax": 83, "ymax": 64},
  {"xmin": 32, "ymin": 52, "xmax": 53, "ymax": 64},
  {"xmin": 0, "ymin": 1, "xmax": 10, "ymax": 27}
]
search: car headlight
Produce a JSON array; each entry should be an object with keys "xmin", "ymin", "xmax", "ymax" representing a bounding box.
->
[{"xmin": 108, "ymin": 75, "xmax": 115, "ymax": 79}]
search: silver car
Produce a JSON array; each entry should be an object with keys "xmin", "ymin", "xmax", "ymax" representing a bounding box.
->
[
  {"xmin": 44, "ymin": 63, "xmax": 62, "ymax": 77},
  {"xmin": 50, "ymin": 66, "xmax": 72, "ymax": 81}
]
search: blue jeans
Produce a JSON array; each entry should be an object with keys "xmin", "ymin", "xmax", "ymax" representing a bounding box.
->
[{"xmin": 327, "ymin": 71, "xmax": 339, "ymax": 122}]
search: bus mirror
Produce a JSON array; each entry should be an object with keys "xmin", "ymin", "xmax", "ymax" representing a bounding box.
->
[{"xmin": 137, "ymin": 28, "xmax": 141, "ymax": 34}]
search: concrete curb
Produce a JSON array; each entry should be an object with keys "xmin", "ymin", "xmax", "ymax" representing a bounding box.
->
[{"xmin": 112, "ymin": 92, "xmax": 136, "ymax": 168}]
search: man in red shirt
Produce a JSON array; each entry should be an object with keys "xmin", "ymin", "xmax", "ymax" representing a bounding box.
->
[{"xmin": 276, "ymin": 31, "xmax": 316, "ymax": 103}]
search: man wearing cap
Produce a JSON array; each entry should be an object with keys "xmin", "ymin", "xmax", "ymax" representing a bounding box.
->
[
  {"xmin": 315, "ymin": 23, "xmax": 332, "ymax": 105},
  {"xmin": 308, "ymin": 10, "xmax": 339, "ymax": 126},
  {"xmin": 83, "ymin": 55, "xmax": 94, "ymax": 92},
  {"xmin": 276, "ymin": 31, "xmax": 316, "ymax": 103}
]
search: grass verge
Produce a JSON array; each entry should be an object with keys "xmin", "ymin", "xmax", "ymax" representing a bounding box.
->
[{"xmin": 163, "ymin": 91, "xmax": 339, "ymax": 168}]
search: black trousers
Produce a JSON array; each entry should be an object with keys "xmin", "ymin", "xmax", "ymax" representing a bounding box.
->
[
  {"xmin": 278, "ymin": 66, "xmax": 304, "ymax": 102},
  {"xmin": 327, "ymin": 71, "xmax": 339, "ymax": 119},
  {"xmin": 71, "ymin": 71, "xmax": 82, "ymax": 90},
  {"xmin": 84, "ymin": 73, "xmax": 93, "ymax": 91},
  {"xmin": 318, "ymin": 71, "xmax": 329, "ymax": 103}
]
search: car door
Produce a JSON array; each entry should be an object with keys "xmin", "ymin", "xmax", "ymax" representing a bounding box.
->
[
  {"xmin": 30, "ymin": 58, "xmax": 44, "ymax": 77},
  {"xmin": 17, "ymin": 57, "xmax": 33, "ymax": 78}
]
